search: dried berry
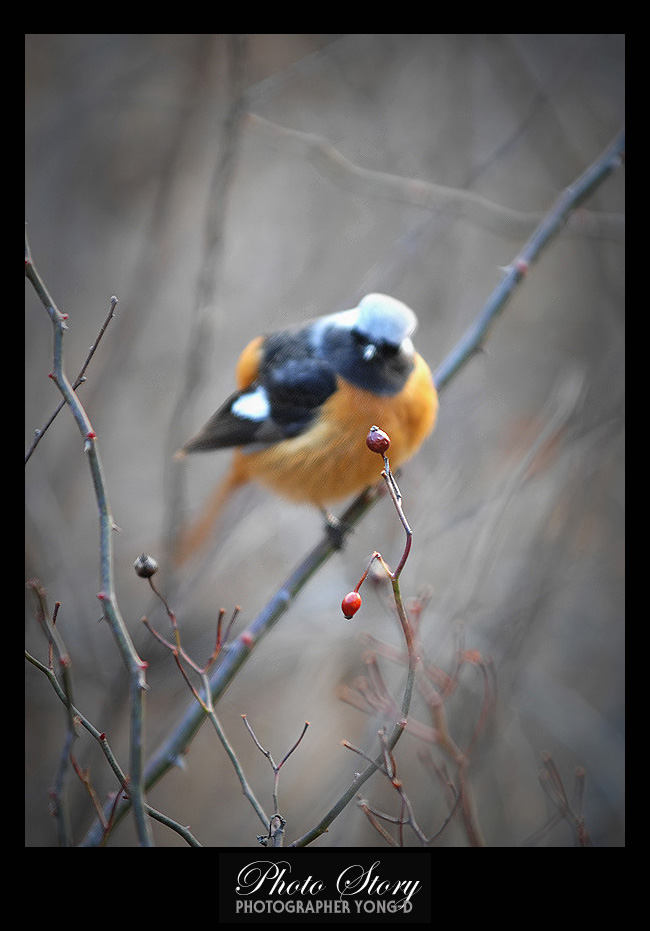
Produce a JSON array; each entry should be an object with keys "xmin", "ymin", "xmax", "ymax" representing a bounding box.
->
[{"xmin": 134, "ymin": 553, "xmax": 159, "ymax": 578}]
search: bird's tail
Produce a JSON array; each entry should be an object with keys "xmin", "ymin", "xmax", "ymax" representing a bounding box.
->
[{"xmin": 174, "ymin": 457, "xmax": 249, "ymax": 565}]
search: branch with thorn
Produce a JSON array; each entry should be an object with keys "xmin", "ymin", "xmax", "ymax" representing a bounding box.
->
[{"xmin": 26, "ymin": 578, "xmax": 202, "ymax": 846}]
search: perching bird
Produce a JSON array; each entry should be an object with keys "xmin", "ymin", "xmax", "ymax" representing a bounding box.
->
[{"xmin": 175, "ymin": 293, "xmax": 438, "ymax": 563}]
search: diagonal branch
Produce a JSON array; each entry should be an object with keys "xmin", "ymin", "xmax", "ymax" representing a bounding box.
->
[{"xmin": 434, "ymin": 128, "xmax": 625, "ymax": 393}]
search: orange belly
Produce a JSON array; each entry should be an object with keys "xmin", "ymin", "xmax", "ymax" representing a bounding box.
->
[{"xmin": 232, "ymin": 353, "xmax": 438, "ymax": 506}]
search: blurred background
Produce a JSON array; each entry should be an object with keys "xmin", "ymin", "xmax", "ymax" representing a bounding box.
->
[{"xmin": 25, "ymin": 35, "xmax": 624, "ymax": 847}]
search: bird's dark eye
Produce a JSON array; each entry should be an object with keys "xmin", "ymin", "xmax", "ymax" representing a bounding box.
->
[
  {"xmin": 351, "ymin": 329, "xmax": 371, "ymax": 351},
  {"xmin": 352, "ymin": 329, "xmax": 398, "ymax": 358}
]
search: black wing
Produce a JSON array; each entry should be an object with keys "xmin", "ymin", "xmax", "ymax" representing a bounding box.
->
[{"xmin": 182, "ymin": 330, "xmax": 338, "ymax": 453}]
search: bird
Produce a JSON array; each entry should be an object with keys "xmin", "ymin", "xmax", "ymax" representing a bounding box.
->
[{"xmin": 175, "ymin": 293, "xmax": 438, "ymax": 563}]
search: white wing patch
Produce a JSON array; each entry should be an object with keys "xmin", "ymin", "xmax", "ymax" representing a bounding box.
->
[{"xmin": 231, "ymin": 385, "xmax": 271, "ymax": 422}]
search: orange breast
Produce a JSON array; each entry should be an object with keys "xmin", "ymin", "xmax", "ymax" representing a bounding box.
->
[{"xmin": 233, "ymin": 353, "xmax": 438, "ymax": 506}]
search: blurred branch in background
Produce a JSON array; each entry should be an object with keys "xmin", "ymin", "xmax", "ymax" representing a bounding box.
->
[
  {"xmin": 248, "ymin": 113, "xmax": 625, "ymax": 242},
  {"xmin": 162, "ymin": 35, "xmax": 249, "ymax": 569}
]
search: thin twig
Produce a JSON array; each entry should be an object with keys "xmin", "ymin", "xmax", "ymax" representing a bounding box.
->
[
  {"xmin": 292, "ymin": 463, "xmax": 419, "ymax": 847},
  {"xmin": 25, "ymin": 647, "xmax": 201, "ymax": 847},
  {"xmin": 25, "ymin": 232, "xmax": 154, "ymax": 848},
  {"xmin": 141, "ymin": 579, "xmax": 268, "ymax": 831},
  {"xmin": 25, "ymin": 294, "xmax": 119, "ymax": 464},
  {"xmin": 348, "ymin": 729, "xmax": 461, "ymax": 845},
  {"xmin": 242, "ymin": 715, "xmax": 310, "ymax": 835},
  {"xmin": 202, "ymin": 681, "xmax": 269, "ymax": 829}
]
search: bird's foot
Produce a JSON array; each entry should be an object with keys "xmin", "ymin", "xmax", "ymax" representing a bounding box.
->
[{"xmin": 322, "ymin": 509, "xmax": 352, "ymax": 550}]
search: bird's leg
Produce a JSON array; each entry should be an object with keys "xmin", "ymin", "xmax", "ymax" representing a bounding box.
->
[{"xmin": 321, "ymin": 508, "xmax": 351, "ymax": 550}]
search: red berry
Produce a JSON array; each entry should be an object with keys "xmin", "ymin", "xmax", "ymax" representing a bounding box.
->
[
  {"xmin": 366, "ymin": 425, "xmax": 391, "ymax": 454},
  {"xmin": 341, "ymin": 591, "xmax": 362, "ymax": 619}
]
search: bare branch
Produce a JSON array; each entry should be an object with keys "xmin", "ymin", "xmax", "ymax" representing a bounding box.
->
[{"xmin": 25, "ymin": 233, "xmax": 154, "ymax": 848}]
